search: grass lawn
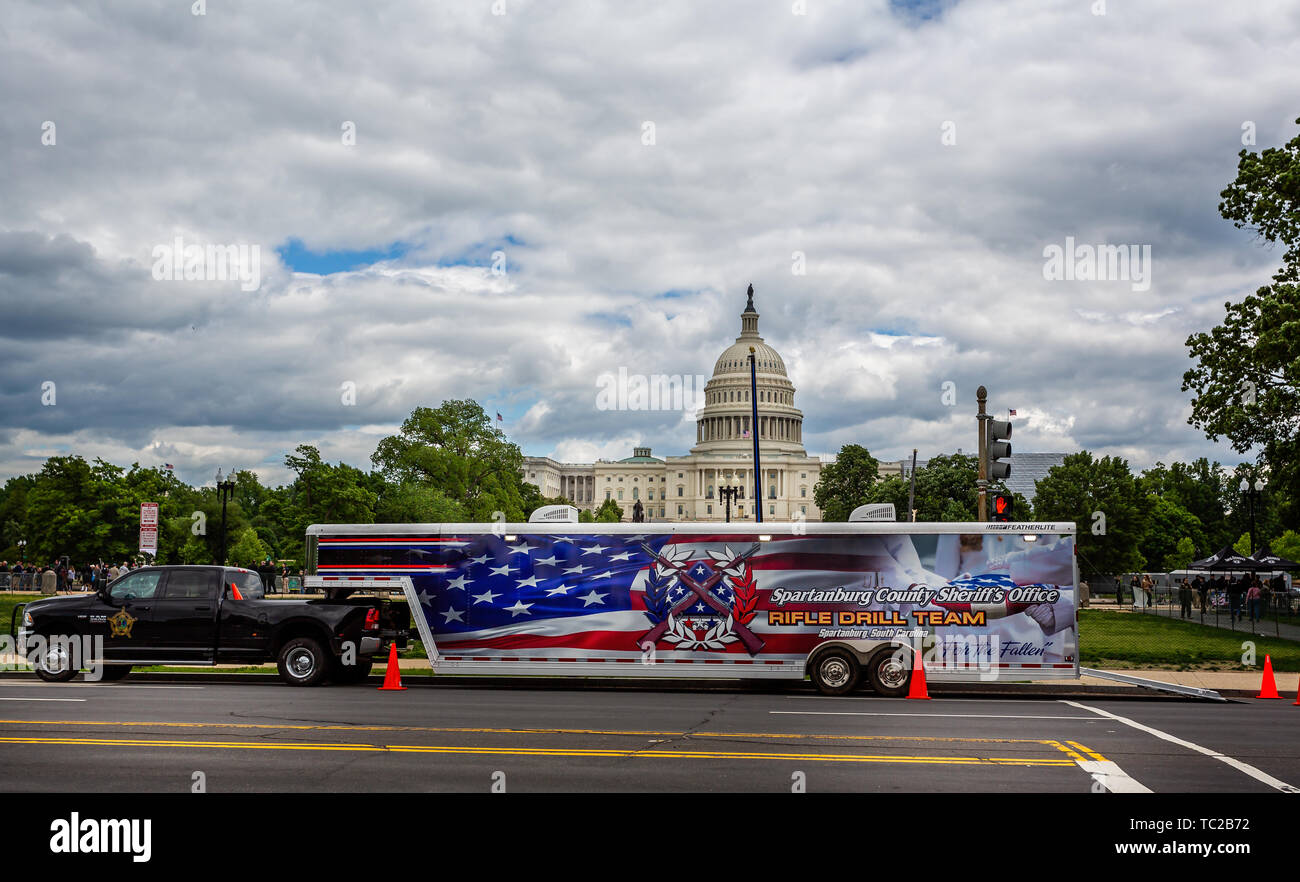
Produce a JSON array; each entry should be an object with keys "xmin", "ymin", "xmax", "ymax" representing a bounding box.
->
[
  {"xmin": 0, "ymin": 593, "xmax": 40, "ymax": 637},
  {"xmin": 1079, "ymin": 608, "xmax": 1300, "ymax": 670}
]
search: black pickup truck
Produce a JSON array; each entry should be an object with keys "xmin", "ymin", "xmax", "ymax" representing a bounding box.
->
[{"xmin": 16, "ymin": 565, "xmax": 410, "ymax": 686}]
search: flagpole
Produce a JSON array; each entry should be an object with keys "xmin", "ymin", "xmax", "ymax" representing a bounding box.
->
[{"xmin": 749, "ymin": 346, "xmax": 761, "ymax": 524}]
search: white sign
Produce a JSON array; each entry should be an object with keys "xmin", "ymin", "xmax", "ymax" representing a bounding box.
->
[{"xmin": 139, "ymin": 503, "xmax": 159, "ymax": 555}]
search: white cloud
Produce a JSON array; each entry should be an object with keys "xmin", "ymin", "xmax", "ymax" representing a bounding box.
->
[{"xmin": 1, "ymin": 0, "xmax": 1292, "ymax": 487}]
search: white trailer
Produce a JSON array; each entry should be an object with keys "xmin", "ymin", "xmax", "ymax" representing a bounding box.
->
[{"xmin": 305, "ymin": 509, "xmax": 1078, "ymax": 695}]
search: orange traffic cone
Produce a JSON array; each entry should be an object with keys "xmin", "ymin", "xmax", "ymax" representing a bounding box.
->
[
  {"xmin": 1257, "ymin": 654, "xmax": 1281, "ymax": 699},
  {"xmin": 907, "ymin": 650, "xmax": 930, "ymax": 700},
  {"xmin": 377, "ymin": 642, "xmax": 406, "ymax": 691},
  {"xmin": 1293, "ymin": 675, "xmax": 1300, "ymax": 706}
]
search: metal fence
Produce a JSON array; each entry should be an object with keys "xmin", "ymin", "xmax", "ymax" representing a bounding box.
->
[{"xmin": 1079, "ymin": 572, "xmax": 1300, "ymax": 670}]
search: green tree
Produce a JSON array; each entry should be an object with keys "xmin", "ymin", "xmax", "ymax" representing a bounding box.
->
[
  {"xmin": 1233, "ymin": 532, "xmax": 1252, "ymax": 556},
  {"xmin": 283, "ymin": 445, "xmax": 377, "ymax": 536},
  {"xmin": 374, "ymin": 482, "xmax": 467, "ymax": 523},
  {"xmin": 594, "ymin": 499, "xmax": 623, "ymax": 522},
  {"xmin": 371, "ymin": 400, "xmax": 529, "ymax": 521},
  {"xmin": 1139, "ymin": 496, "xmax": 1206, "ymax": 573},
  {"xmin": 227, "ymin": 526, "xmax": 271, "ymax": 568},
  {"xmin": 1271, "ymin": 529, "xmax": 1300, "ymax": 562},
  {"xmin": 1140, "ymin": 459, "xmax": 1231, "ymax": 548},
  {"xmin": 1163, "ymin": 536, "xmax": 1197, "ymax": 572},
  {"xmin": 1184, "ymin": 118, "xmax": 1300, "ymax": 525},
  {"xmin": 813, "ymin": 445, "xmax": 880, "ymax": 522},
  {"xmin": 1033, "ymin": 452, "xmax": 1148, "ymax": 577}
]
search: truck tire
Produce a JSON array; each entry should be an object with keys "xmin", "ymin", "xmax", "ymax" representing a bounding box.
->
[
  {"xmin": 865, "ymin": 647, "xmax": 911, "ymax": 698},
  {"xmin": 810, "ymin": 648, "xmax": 858, "ymax": 696},
  {"xmin": 278, "ymin": 637, "xmax": 329, "ymax": 686},
  {"xmin": 33, "ymin": 639, "xmax": 78, "ymax": 683},
  {"xmin": 332, "ymin": 656, "xmax": 374, "ymax": 684},
  {"xmin": 99, "ymin": 665, "xmax": 132, "ymax": 682}
]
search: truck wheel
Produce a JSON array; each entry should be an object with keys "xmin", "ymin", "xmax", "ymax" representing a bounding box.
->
[
  {"xmin": 99, "ymin": 665, "xmax": 132, "ymax": 682},
  {"xmin": 33, "ymin": 639, "xmax": 78, "ymax": 683},
  {"xmin": 278, "ymin": 637, "xmax": 328, "ymax": 686},
  {"xmin": 866, "ymin": 648, "xmax": 911, "ymax": 698},
  {"xmin": 332, "ymin": 657, "xmax": 374, "ymax": 684},
  {"xmin": 810, "ymin": 648, "xmax": 858, "ymax": 696}
]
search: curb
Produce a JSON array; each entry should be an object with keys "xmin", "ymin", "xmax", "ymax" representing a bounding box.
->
[{"xmin": 0, "ymin": 669, "xmax": 1255, "ymax": 699}]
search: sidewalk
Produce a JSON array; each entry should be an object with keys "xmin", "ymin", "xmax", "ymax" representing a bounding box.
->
[{"xmin": 2, "ymin": 651, "xmax": 1294, "ymax": 696}]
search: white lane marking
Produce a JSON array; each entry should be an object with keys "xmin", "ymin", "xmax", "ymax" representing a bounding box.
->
[
  {"xmin": 1061, "ymin": 700, "xmax": 1300, "ymax": 794},
  {"xmin": 771, "ymin": 711, "xmax": 1099, "ymax": 720},
  {"xmin": 1077, "ymin": 759, "xmax": 1152, "ymax": 793},
  {"xmin": 0, "ymin": 697, "xmax": 87, "ymax": 702},
  {"xmin": 785, "ymin": 696, "xmax": 1067, "ymax": 704},
  {"xmin": 0, "ymin": 683, "xmax": 204, "ymax": 690}
]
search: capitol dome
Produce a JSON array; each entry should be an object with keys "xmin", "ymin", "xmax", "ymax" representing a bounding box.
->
[{"xmin": 691, "ymin": 287, "xmax": 805, "ymax": 456}]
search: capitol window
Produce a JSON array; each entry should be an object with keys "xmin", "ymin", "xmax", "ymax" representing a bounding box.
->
[
  {"xmin": 677, "ymin": 486, "xmax": 683, "ymax": 496},
  {"xmin": 706, "ymin": 485, "xmax": 714, "ymax": 499}
]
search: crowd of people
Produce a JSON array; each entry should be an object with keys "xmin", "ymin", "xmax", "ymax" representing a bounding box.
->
[
  {"xmin": 3, "ymin": 559, "xmax": 146, "ymax": 594},
  {"xmin": 3, "ymin": 557, "xmax": 306, "ymax": 595},
  {"xmin": 1113, "ymin": 571, "xmax": 1288, "ymax": 631}
]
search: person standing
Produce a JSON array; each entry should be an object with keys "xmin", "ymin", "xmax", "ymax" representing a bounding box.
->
[
  {"xmin": 1114, "ymin": 576, "xmax": 1123, "ymax": 606},
  {"xmin": 1247, "ymin": 578, "xmax": 1262, "ymax": 631},
  {"xmin": 1227, "ymin": 576, "xmax": 1245, "ymax": 623},
  {"xmin": 1194, "ymin": 574, "xmax": 1207, "ymax": 614},
  {"xmin": 1179, "ymin": 578, "xmax": 1193, "ymax": 619},
  {"xmin": 1129, "ymin": 574, "xmax": 1140, "ymax": 607}
]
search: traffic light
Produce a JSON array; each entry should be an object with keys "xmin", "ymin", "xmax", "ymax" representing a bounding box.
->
[
  {"xmin": 986, "ymin": 418, "xmax": 1012, "ymax": 480},
  {"xmin": 991, "ymin": 494, "xmax": 1013, "ymax": 522}
]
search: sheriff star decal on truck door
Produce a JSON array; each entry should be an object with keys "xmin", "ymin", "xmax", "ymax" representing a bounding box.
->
[{"xmin": 108, "ymin": 609, "xmax": 137, "ymax": 638}]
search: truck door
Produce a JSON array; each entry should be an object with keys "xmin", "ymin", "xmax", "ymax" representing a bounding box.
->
[
  {"xmin": 216, "ymin": 569, "xmax": 270, "ymax": 662},
  {"xmin": 96, "ymin": 569, "xmax": 166, "ymax": 661},
  {"xmin": 152, "ymin": 568, "xmax": 220, "ymax": 662}
]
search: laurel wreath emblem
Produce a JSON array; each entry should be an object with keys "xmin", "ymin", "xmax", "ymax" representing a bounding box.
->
[{"xmin": 645, "ymin": 545, "xmax": 759, "ymax": 651}]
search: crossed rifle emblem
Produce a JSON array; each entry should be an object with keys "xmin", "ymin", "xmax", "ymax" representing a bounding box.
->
[{"xmin": 639, "ymin": 542, "xmax": 765, "ymax": 655}]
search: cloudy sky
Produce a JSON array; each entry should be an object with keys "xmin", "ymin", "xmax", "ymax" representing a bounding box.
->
[{"xmin": 1, "ymin": 0, "xmax": 1297, "ymax": 489}]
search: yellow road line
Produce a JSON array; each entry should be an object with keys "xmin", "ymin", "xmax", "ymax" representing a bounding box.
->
[
  {"xmin": 1067, "ymin": 740, "xmax": 1109, "ymax": 762},
  {"xmin": 0, "ymin": 735, "xmax": 1077, "ymax": 766},
  {"xmin": 0, "ymin": 719, "xmax": 1064, "ymax": 745},
  {"xmin": 0, "ymin": 719, "xmax": 1102, "ymax": 762}
]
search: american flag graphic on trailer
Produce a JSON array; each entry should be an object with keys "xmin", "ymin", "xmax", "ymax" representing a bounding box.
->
[{"xmin": 315, "ymin": 529, "xmax": 1077, "ymax": 668}]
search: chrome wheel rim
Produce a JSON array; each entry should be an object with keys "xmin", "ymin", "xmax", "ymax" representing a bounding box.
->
[
  {"xmin": 42, "ymin": 645, "xmax": 70, "ymax": 675},
  {"xmin": 877, "ymin": 657, "xmax": 908, "ymax": 690},
  {"xmin": 287, "ymin": 648, "xmax": 316, "ymax": 679},
  {"xmin": 820, "ymin": 656, "xmax": 851, "ymax": 689}
]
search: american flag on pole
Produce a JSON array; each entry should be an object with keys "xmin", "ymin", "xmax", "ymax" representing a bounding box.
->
[{"xmin": 1008, "ymin": 409, "xmax": 1017, "ymax": 417}]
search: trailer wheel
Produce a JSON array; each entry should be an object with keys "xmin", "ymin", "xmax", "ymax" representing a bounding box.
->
[
  {"xmin": 332, "ymin": 656, "xmax": 374, "ymax": 684},
  {"xmin": 33, "ymin": 639, "xmax": 78, "ymax": 683},
  {"xmin": 278, "ymin": 637, "xmax": 328, "ymax": 686},
  {"xmin": 810, "ymin": 648, "xmax": 858, "ymax": 696},
  {"xmin": 866, "ymin": 647, "xmax": 913, "ymax": 697},
  {"xmin": 98, "ymin": 665, "xmax": 132, "ymax": 682}
]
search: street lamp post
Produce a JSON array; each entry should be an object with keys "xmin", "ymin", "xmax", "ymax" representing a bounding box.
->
[
  {"xmin": 719, "ymin": 472, "xmax": 742, "ymax": 523},
  {"xmin": 216, "ymin": 468, "xmax": 236, "ymax": 566},
  {"xmin": 1239, "ymin": 474, "xmax": 1265, "ymax": 555}
]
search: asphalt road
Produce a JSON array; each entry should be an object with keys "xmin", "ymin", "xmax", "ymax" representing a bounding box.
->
[{"xmin": 1, "ymin": 678, "xmax": 1298, "ymax": 794}]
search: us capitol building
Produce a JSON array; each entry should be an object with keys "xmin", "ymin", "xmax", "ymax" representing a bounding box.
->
[{"xmin": 521, "ymin": 290, "xmax": 827, "ymax": 522}]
